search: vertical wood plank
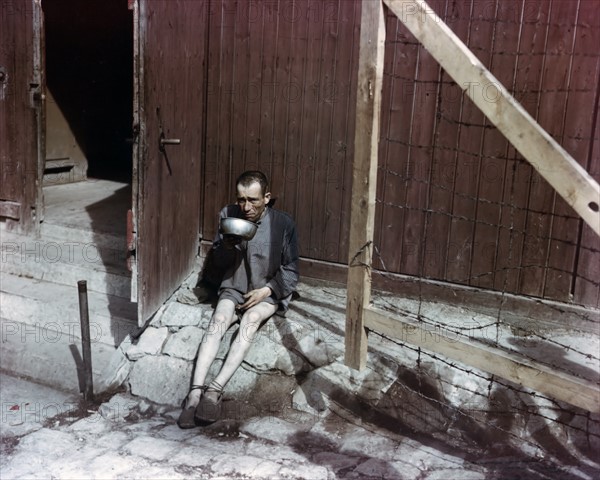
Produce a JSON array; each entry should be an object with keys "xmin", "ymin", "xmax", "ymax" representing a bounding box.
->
[
  {"xmin": 345, "ymin": 0, "xmax": 386, "ymax": 370},
  {"xmin": 470, "ymin": 1, "xmax": 520, "ymax": 291},
  {"xmin": 520, "ymin": 0, "xmax": 574, "ymax": 299},
  {"xmin": 577, "ymin": 105, "xmax": 600, "ymax": 308},
  {"xmin": 402, "ymin": 18, "xmax": 441, "ymax": 279},
  {"xmin": 243, "ymin": 1, "xmax": 263, "ymax": 171},
  {"xmin": 309, "ymin": 0, "xmax": 339, "ymax": 262},
  {"xmin": 378, "ymin": 12, "xmax": 417, "ymax": 274},
  {"xmin": 256, "ymin": 1, "xmax": 279, "ymax": 175},
  {"xmin": 574, "ymin": 27, "xmax": 600, "ymax": 307},
  {"xmin": 327, "ymin": 0, "xmax": 359, "ymax": 264},
  {"xmin": 495, "ymin": 0, "xmax": 547, "ymax": 294},
  {"xmin": 277, "ymin": 1, "xmax": 310, "ymax": 223},
  {"xmin": 445, "ymin": 0, "xmax": 487, "ymax": 285},
  {"xmin": 395, "ymin": 11, "xmax": 424, "ymax": 277},
  {"xmin": 420, "ymin": 0, "xmax": 450, "ymax": 281},
  {"xmin": 203, "ymin": 0, "xmax": 225, "ymax": 239},
  {"xmin": 545, "ymin": 0, "xmax": 598, "ymax": 302},
  {"xmin": 220, "ymin": 0, "xmax": 236, "ymax": 196},
  {"xmin": 373, "ymin": 9, "xmax": 396, "ymax": 274},
  {"xmin": 230, "ymin": 2, "xmax": 251, "ymax": 182},
  {"xmin": 295, "ymin": 1, "xmax": 324, "ymax": 260},
  {"xmin": 269, "ymin": 1, "xmax": 292, "ymax": 204},
  {"xmin": 336, "ymin": 0, "xmax": 362, "ymax": 265},
  {"xmin": 431, "ymin": 1, "xmax": 468, "ymax": 281}
]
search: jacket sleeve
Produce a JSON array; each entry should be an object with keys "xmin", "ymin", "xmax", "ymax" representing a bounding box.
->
[
  {"xmin": 200, "ymin": 208, "xmax": 237, "ymax": 287},
  {"xmin": 266, "ymin": 221, "xmax": 299, "ymax": 299}
]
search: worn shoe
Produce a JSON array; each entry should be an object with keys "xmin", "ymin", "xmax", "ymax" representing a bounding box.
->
[
  {"xmin": 194, "ymin": 381, "xmax": 223, "ymax": 424},
  {"xmin": 177, "ymin": 385, "xmax": 206, "ymax": 429}
]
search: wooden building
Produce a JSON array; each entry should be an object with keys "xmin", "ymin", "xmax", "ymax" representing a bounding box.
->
[{"xmin": 1, "ymin": 0, "xmax": 599, "ymax": 326}]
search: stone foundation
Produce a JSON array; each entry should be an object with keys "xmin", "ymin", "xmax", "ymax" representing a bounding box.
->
[{"xmin": 102, "ymin": 279, "xmax": 599, "ymax": 473}]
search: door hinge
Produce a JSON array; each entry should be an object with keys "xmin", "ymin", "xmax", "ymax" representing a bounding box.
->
[
  {"xmin": 0, "ymin": 200, "xmax": 21, "ymax": 220},
  {"xmin": 127, "ymin": 208, "xmax": 136, "ymax": 272}
]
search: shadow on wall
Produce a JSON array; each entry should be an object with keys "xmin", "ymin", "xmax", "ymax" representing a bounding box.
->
[{"xmin": 280, "ymin": 292, "xmax": 600, "ymax": 479}]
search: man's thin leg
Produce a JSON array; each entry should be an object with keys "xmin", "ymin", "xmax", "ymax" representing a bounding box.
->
[
  {"xmin": 185, "ymin": 299, "xmax": 236, "ymax": 407},
  {"xmin": 206, "ymin": 302, "xmax": 277, "ymax": 400}
]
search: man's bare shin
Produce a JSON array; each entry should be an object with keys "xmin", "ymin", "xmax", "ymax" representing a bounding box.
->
[{"xmin": 212, "ymin": 302, "xmax": 277, "ymax": 389}]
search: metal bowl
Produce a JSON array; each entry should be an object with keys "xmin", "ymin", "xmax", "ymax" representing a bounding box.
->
[{"xmin": 220, "ymin": 217, "xmax": 258, "ymax": 240}]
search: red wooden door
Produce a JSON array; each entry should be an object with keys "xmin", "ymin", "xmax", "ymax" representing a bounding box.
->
[
  {"xmin": 132, "ymin": 0, "xmax": 207, "ymax": 323},
  {"xmin": 0, "ymin": 0, "xmax": 43, "ymax": 233}
]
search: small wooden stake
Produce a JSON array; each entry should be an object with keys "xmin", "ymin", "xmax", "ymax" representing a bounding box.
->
[{"xmin": 77, "ymin": 280, "xmax": 94, "ymax": 401}]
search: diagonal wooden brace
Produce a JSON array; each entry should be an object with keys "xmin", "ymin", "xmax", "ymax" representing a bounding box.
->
[{"xmin": 384, "ymin": 0, "xmax": 600, "ymax": 236}]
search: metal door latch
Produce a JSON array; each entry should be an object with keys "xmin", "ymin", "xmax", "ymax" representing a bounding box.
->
[
  {"xmin": 156, "ymin": 107, "xmax": 179, "ymax": 175},
  {"xmin": 159, "ymin": 137, "xmax": 181, "ymax": 146}
]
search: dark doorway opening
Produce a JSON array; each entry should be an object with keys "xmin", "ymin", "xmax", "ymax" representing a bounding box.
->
[
  {"xmin": 43, "ymin": 0, "xmax": 133, "ymax": 183},
  {"xmin": 39, "ymin": 0, "xmax": 136, "ymax": 331}
]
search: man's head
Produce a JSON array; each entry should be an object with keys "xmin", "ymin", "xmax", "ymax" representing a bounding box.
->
[{"xmin": 236, "ymin": 171, "xmax": 271, "ymax": 222}]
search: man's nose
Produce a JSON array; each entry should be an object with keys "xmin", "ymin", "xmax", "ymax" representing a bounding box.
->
[{"xmin": 243, "ymin": 202, "xmax": 252, "ymax": 211}]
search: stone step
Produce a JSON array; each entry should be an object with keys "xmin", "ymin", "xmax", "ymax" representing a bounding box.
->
[
  {"xmin": 1, "ymin": 230, "xmax": 131, "ymax": 298},
  {"xmin": 1, "ymin": 273, "xmax": 138, "ymax": 345},
  {"xmin": 40, "ymin": 222, "xmax": 127, "ymax": 252},
  {"xmin": 0, "ymin": 273, "xmax": 138, "ymax": 393}
]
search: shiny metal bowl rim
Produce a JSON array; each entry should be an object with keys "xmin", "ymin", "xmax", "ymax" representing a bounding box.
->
[{"xmin": 220, "ymin": 217, "xmax": 258, "ymax": 240}]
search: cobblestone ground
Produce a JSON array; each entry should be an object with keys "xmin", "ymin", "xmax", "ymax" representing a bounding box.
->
[{"xmin": 1, "ymin": 374, "xmax": 594, "ymax": 480}]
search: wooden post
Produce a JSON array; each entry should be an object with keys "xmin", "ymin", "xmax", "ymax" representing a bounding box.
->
[
  {"xmin": 345, "ymin": 0, "xmax": 386, "ymax": 370},
  {"xmin": 384, "ymin": 0, "xmax": 600, "ymax": 236}
]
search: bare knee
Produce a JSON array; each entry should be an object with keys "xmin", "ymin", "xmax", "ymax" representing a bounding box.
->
[
  {"xmin": 238, "ymin": 312, "xmax": 262, "ymax": 342},
  {"xmin": 243, "ymin": 310, "xmax": 263, "ymax": 328},
  {"xmin": 206, "ymin": 312, "xmax": 230, "ymax": 337}
]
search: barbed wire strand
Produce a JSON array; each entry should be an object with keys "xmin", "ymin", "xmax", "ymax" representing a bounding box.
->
[{"xmin": 368, "ymin": 329, "xmax": 600, "ymax": 441}]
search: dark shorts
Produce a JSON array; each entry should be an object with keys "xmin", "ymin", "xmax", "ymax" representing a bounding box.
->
[{"xmin": 218, "ymin": 287, "xmax": 277, "ymax": 308}]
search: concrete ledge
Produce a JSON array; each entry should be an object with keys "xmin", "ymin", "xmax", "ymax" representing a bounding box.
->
[
  {"xmin": 1, "ymin": 316, "xmax": 118, "ymax": 393},
  {"xmin": 1, "ymin": 231, "xmax": 131, "ymax": 298}
]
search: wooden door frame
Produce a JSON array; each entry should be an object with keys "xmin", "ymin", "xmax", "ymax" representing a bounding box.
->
[
  {"xmin": 129, "ymin": 0, "xmax": 141, "ymax": 306},
  {"xmin": 0, "ymin": 0, "xmax": 45, "ymax": 235},
  {"xmin": 33, "ymin": 0, "xmax": 45, "ymax": 233}
]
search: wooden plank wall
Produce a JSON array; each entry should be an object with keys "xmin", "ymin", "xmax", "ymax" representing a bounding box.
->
[
  {"xmin": 201, "ymin": 0, "xmax": 599, "ymax": 309},
  {"xmin": 201, "ymin": 0, "xmax": 361, "ymax": 264},
  {"xmin": 374, "ymin": 0, "xmax": 600, "ymax": 308}
]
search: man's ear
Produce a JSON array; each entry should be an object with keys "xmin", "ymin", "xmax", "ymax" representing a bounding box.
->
[{"xmin": 264, "ymin": 192, "xmax": 271, "ymax": 205}]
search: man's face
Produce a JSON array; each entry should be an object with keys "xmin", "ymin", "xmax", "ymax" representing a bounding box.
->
[{"xmin": 237, "ymin": 181, "xmax": 270, "ymax": 222}]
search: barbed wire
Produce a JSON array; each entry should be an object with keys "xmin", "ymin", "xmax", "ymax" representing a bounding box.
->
[
  {"xmin": 374, "ymin": 198, "xmax": 600, "ymax": 261},
  {"xmin": 382, "ymin": 72, "xmax": 599, "ymax": 100},
  {"xmin": 368, "ymin": 198, "xmax": 600, "ymax": 401},
  {"xmin": 369, "ymin": 266, "xmax": 600, "ymax": 327},
  {"xmin": 381, "ymin": 137, "xmax": 598, "ymax": 179},
  {"xmin": 529, "ymin": 330, "xmax": 600, "ymax": 362},
  {"xmin": 372, "ymin": 291, "xmax": 600, "ymax": 372},
  {"xmin": 383, "ymin": 9, "xmax": 600, "ymax": 34},
  {"xmin": 368, "ymin": 329, "xmax": 600, "ymax": 440},
  {"xmin": 389, "ymin": 39, "xmax": 600, "ymax": 60}
]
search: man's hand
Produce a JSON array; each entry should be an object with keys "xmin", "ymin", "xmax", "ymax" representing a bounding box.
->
[
  {"xmin": 239, "ymin": 286, "xmax": 272, "ymax": 311},
  {"xmin": 221, "ymin": 234, "xmax": 242, "ymax": 250}
]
